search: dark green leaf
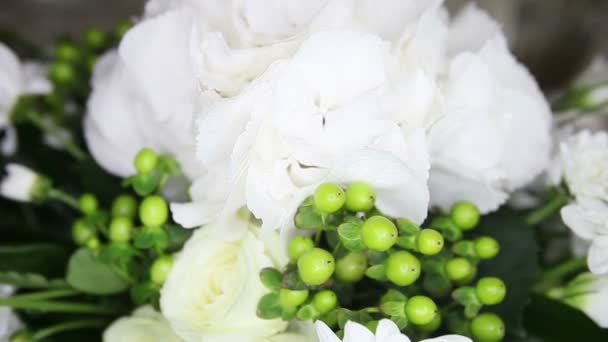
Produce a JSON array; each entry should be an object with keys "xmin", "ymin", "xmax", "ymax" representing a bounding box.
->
[
  {"xmin": 396, "ymin": 218, "xmax": 420, "ymax": 235},
  {"xmin": 256, "ymin": 293, "xmax": 282, "ymax": 319},
  {"xmin": 281, "ymin": 268, "xmax": 308, "ymax": 290},
  {"xmin": 260, "ymin": 268, "xmax": 282, "ymax": 291},
  {"xmin": 430, "ymin": 217, "xmax": 462, "ymax": 242},
  {"xmin": 423, "ymin": 272, "xmax": 452, "ymax": 297},
  {"xmin": 165, "ymin": 224, "xmax": 193, "ymax": 252},
  {"xmin": 296, "ymin": 304, "xmax": 320, "ymax": 320},
  {"xmin": 133, "ymin": 226, "xmax": 169, "ymax": 252},
  {"xmin": 380, "ymin": 301, "xmax": 406, "ymax": 317},
  {"xmin": 365, "ymin": 265, "xmax": 386, "ymax": 281},
  {"xmin": 337, "ymin": 309, "xmax": 372, "ymax": 329},
  {"xmin": 66, "ymin": 248, "xmax": 128, "ymax": 295},
  {"xmin": 0, "ymin": 243, "xmax": 70, "ymax": 277},
  {"xmin": 130, "ymin": 281, "xmax": 160, "ymax": 306},
  {"xmin": 294, "ymin": 205, "xmax": 324, "ymax": 230},
  {"xmin": 452, "ymin": 240, "xmax": 477, "ymax": 258},
  {"xmin": 380, "ymin": 289, "xmax": 407, "ymax": 303}
]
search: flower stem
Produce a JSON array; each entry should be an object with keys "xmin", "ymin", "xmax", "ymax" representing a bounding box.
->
[
  {"xmin": 12, "ymin": 289, "xmax": 79, "ymax": 301},
  {"xmin": 0, "ymin": 297, "xmax": 119, "ymax": 315},
  {"xmin": 47, "ymin": 188, "xmax": 80, "ymax": 210},
  {"xmin": 534, "ymin": 257, "xmax": 587, "ymax": 293},
  {"xmin": 32, "ymin": 318, "xmax": 107, "ymax": 340},
  {"xmin": 27, "ymin": 113, "xmax": 87, "ymax": 161},
  {"xmin": 526, "ymin": 192, "xmax": 570, "ymax": 226}
]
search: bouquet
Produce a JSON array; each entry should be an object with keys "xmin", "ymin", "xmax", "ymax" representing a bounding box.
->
[{"xmin": 1, "ymin": 0, "xmax": 607, "ymax": 341}]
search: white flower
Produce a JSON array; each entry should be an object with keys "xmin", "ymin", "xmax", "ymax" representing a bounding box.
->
[
  {"xmin": 427, "ymin": 5, "xmax": 551, "ymax": 213},
  {"xmin": 316, "ymin": 319, "xmax": 471, "ymax": 342},
  {"xmin": 0, "ymin": 163, "xmax": 44, "ymax": 202},
  {"xmin": 172, "ymin": 30, "xmax": 431, "ymax": 241},
  {"xmin": 103, "ymin": 306, "xmax": 182, "ymax": 342},
  {"xmin": 561, "ymin": 198, "xmax": 608, "ymax": 274},
  {"xmin": 160, "ymin": 217, "xmax": 291, "ymax": 342},
  {"xmin": 0, "ymin": 285, "xmax": 22, "ymax": 341},
  {"xmin": 0, "ymin": 42, "xmax": 51, "ymax": 155},
  {"xmin": 559, "ymin": 130, "xmax": 608, "ymax": 202},
  {"xmin": 560, "ymin": 273, "xmax": 608, "ymax": 328}
]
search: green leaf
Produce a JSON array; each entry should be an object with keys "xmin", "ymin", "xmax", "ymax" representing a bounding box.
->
[
  {"xmin": 134, "ymin": 226, "xmax": 169, "ymax": 252},
  {"xmin": 66, "ymin": 248, "xmax": 129, "ymax": 295},
  {"xmin": 380, "ymin": 289, "xmax": 407, "ymax": 304},
  {"xmin": 365, "ymin": 265, "xmax": 386, "ymax": 281},
  {"xmin": 395, "ymin": 235, "xmax": 416, "ymax": 250},
  {"xmin": 294, "ymin": 204, "xmax": 324, "ymax": 230},
  {"xmin": 367, "ymin": 251, "xmax": 388, "ymax": 265},
  {"xmin": 0, "ymin": 271, "xmax": 68, "ymax": 289},
  {"xmin": 392, "ymin": 315, "xmax": 408, "ymax": 330},
  {"xmin": 423, "ymin": 272, "xmax": 452, "ymax": 297},
  {"xmin": 281, "ymin": 268, "xmax": 308, "ymax": 290},
  {"xmin": 256, "ymin": 293, "xmax": 282, "ymax": 319},
  {"xmin": 336, "ymin": 309, "xmax": 372, "ymax": 329},
  {"xmin": 296, "ymin": 304, "xmax": 320, "ymax": 320},
  {"xmin": 452, "ymin": 240, "xmax": 477, "ymax": 258},
  {"xmin": 477, "ymin": 208, "xmax": 539, "ymax": 338},
  {"xmin": 452, "ymin": 286, "xmax": 479, "ymax": 306},
  {"xmin": 0, "ymin": 244, "xmax": 70, "ymax": 277},
  {"xmin": 260, "ymin": 268, "xmax": 282, "ymax": 291},
  {"xmin": 430, "ymin": 217, "xmax": 462, "ymax": 242},
  {"xmin": 165, "ymin": 224, "xmax": 193, "ymax": 252},
  {"xmin": 337, "ymin": 222, "xmax": 365, "ymax": 251},
  {"xmin": 98, "ymin": 243, "xmax": 136, "ymax": 266},
  {"xmin": 396, "ymin": 218, "xmax": 420, "ymax": 235},
  {"xmin": 130, "ymin": 281, "xmax": 160, "ymax": 306},
  {"xmin": 380, "ymin": 301, "xmax": 406, "ymax": 317}
]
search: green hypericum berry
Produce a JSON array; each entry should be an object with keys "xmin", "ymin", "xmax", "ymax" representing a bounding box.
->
[
  {"xmin": 445, "ymin": 258, "xmax": 475, "ymax": 282},
  {"xmin": 416, "ymin": 229, "xmax": 444, "ymax": 255},
  {"xmin": 313, "ymin": 290, "xmax": 338, "ymax": 314},
  {"xmin": 475, "ymin": 236, "xmax": 500, "ymax": 259},
  {"xmin": 84, "ymin": 27, "xmax": 106, "ymax": 48},
  {"xmin": 361, "ymin": 216, "xmax": 398, "ymax": 252},
  {"xmin": 450, "ymin": 201, "xmax": 480, "ymax": 230},
  {"xmin": 344, "ymin": 182, "xmax": 376, "ymax": 212},
  {"xmin": 405, "ymin": 295, "xmax": 438, "ymax": 325},
  {"xmin": 476, "ymin": 277, "xmax": 507, "ymax": 305},
  {"xmin": 418, "ymin": 314, "xmax": 441, "ymax": 332},
  {"xmin": 86, "ymin": 237, "xmax": 100, "ymax": 250},
  {"xmin": 55, "ymin": 41, "xmax": 80, "ymax": 62},
  {"xmin": 114, "ymin": 20, "xmax": 133, "ymax": 38},
  {"xmin": 471, "ymin": 313, "xmax": 505, "ymax": 342},
  {"xmin": 79, "ymin": 193, "xmax": 98, "ymax": 214},
  {"xmin": 288, "ymin": 236, "xmax": 315, "ymax": 261},
  {"xmin": 279, "ymin": 288, "xmax": 309, "ymax": 308},
  {"xmin": 139, "ymin": 195, "xmax": 169, "ymax": 227},
  {"xmin": 72, "ymin": 219, "xmax": 95, "ymax": 245},
  {"xmin": 385, "ymin": 251, "xmax": 421, "ymax": 286},
  {"xmin": 134, "ymin": 148, "xmax": 159, "ymax": 174},
  {"xmin": 111, "ymin": 194, "xmax": 138, "ymax": 218},
  {"xmin": 297, "ymin": 248, "xmax": 335, "ymax": 286},
  {"xmin": 50, "ymin": 61, "xmax": 75, "ymax": 84},
  {"xmin": 313, "ymin": 183, "xmax": 345, "ymax": 214},
  {"xmin": 150, "ymin": 255, "xmax": 174, "ymax": 285},
  {"xmin": 109, "ymin": 217, "xmax": 134, "ymax": 243},
  {"xmin": 335, "ymin": 252, "xmax": 367, "ymax": 283}
]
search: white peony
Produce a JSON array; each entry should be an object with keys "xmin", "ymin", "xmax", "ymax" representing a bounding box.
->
[
  {"xmin": 0, "ymin": 163, "xmax": 43, "ymax": 203},
  {"xmin": 0, "ymin": 42, "xmax": 51, "ymax": 155},
  {"xmin": 561, "ymin": 197, "xmax": 608, "ymax": 274},
  {"xmin": 172, "ymin": 30, "xmax": 431, "ymax": 240},
  {"xmin": 559, "ymin": 273, "xmax": 608, "ymax": 328},
  {"xmin": 103, "ymin": 306, "xmax": 182, "ymax": 342},
  {"xmin": 160, "ymin": 216, "xmax": 294, "ymax": 342},
  {"xmin": 427, "ymin": 4, "xmax": 551, "ymax": 213},
  {"xmin": 0, "ymin": 285, "xmax": 22, "ymax": 341},
  {"xmin": 316, "ymin": 319, "xmax": 470, "ymax": 342}
]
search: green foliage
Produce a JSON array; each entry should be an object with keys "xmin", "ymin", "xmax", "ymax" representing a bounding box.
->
[
  {"xmin": 0, "ymin": 243, "xmax": 70, "ymax": 277},
  {"xmin": 66, "ymin": 248, "xmax": 128, "ymax": 295},
  {"xmin": 0, "ymin": 271, "xmax": 68, "ymax": 289}
]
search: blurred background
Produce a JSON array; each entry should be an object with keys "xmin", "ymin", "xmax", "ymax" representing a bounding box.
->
[{"xmin": 1, "ymin": 0, "xmax": 607, "ymax": 92}]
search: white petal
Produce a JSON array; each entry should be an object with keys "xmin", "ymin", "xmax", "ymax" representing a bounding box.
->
[
  {"xmin": 315, "ymin": 320, "xmax": 341, "ymax": 342},
  {"xmin": 421, "ymin": 335, "xmax": 472, "ymax": 342},
  {"xmin": 343, "ymin": 321, "xmax": 374, "ymax": 342},
  {"xmin": 561, "ymin": 203, "xmax": 599, "ymax": 240},
  {"xmin": 448, "ymin": 4, "xmax": 500, "ymax": 56},
  {"xmin": 588, "ymin": 236, "xmax": 608, "ymax": 275},
  {"xmin": 375, "ymin": 319, "xmax": 409, "ymax": 342}
]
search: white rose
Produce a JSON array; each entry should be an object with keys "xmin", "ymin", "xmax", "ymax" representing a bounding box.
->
[
  {"xmin": 172, "ymin": 30, "xmax": 431, "ymax": 240},
  {"xmin": 160, "ymin": 219, "xmax": 290, "ymax": 342},
  {"xmin": 561, "ymin": 197, "xmax": 608, "ymax": 274},
  {"xmin": 0, "ymin": 42, "xmax": 51, "ymax": 155},
  {"xmin": 103, "ymin": 306, "xmax": 182, "ymax": 342},
  {"xmin": 316, "ymin": 319, "xmax": 471, "ymax": 342},
  {"xmin": 427, "ymin": 5, "xmax": 551, "ymax": 213}
]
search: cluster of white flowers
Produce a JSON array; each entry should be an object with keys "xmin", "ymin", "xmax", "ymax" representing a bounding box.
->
[{"xmin": 0, "ymin": 42, "xmax": 51, "ymax": 155}]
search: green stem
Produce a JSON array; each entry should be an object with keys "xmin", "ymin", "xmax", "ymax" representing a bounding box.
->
[
  {"xmin": 27, "ymin": 113, "xmax": 87, "ymax": 161},
  {"xmin": 47, "ymin": 188, "xmax": 80, "ymax": 210},
  {"xmin": 33, "ymin": 319, "xmax": 107, "ymax": 340},
  {"xmin": 12, "ymin": 289, "xmax": 79, "ymax": 301},
  {"xmin": 534, "ymin": 257, "xmax": 587, "ymax": 292},
  {"xmin": 526, "ymin": 193, "xmax": 570, "ymax": 226},
  {"xmin": 315, "ymin": 230, "xmax": 322, "ymax": 245},
  {"xmin": 0, "ymin": 297, "xmax": 119, "ymax": 315}
]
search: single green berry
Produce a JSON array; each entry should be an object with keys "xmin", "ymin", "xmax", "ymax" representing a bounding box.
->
[
  {"xmin": 313, "ymin": 183, "xmax": 345, "ymax": 214},
  {"xmin": 471, "ymin": 313, "xmax": 505, "ymax": 342},
  {"xmin": 132, "ymin": 173, "xmax": 158, "ymax": 196},
  {"xmin": 450, "ymin": 201, "xmax": 480, "ymax": 230},
  {"xmin": 55, "ymin": 41, "xmax": 80, "ymax": 62},
  {"xmin": 361, "ymin": 216, "xmax": 398, "ymax": 252},
  {"xmin": 476, "ymin": 277, "xmax": 507, "ymax": 305},
  {"xmin": 50, "ymin": 61, "xmax": 75, "ymax": 84},
  {"xmin": 150, "ymin": 255, "xmax": 174, "ymax": 285},
  {"xmin": 297, "ymin": 248, "xmax": 335, "ymax": 286},
  {"xmin": 84, "ymin": 27, "xmax": 106, "ymax": 48},
  {"xmin": 313, "ymin": 290, "xmax": 338, "ymax": 314},
  {"xmin": 288, "ymin": 236, "xmax": 315, "ymax": 261},
  {"xmin": 365, "ymin": 320, "xmax": 379, "ymax": 333},
  {"xmin": 416, "ymin": 229, "xmax": 444, "ymax": 255},
  {"xmin": 445, "ymin": 258, "xmax": 475, "ymax": 282},
  {"xmin": 335, "ymin": 252, "xmax": 367, "ymax": 283},
  {"xmin": 115, "ymin": 20, "xmax": 133, "ymax": 38},
  {"xmin": 279, "ymin": 288, "xmax": 309, "ymax": 308},
  {"xmin": 72, "ymin": 219, "xmax": 95, "ymax": 245},
  {"xmin": 111, "ymin": 194, "xmax": 138, "ymax": 218},
  {"xmin": 109, "ymin": 217, "xmax": 134, "ymax": 243},
  {"xmin": 418, "ymin": 314, "xmax": 441, "ymax": 332},
  {"xmin": 86, "ymin": 237, "xmax": 100, "ymax": 250},
  {"xmin": 134, "ymin": 148, "xmax": 158, "ymax": 173},
  {"xmin": 405, "ymin": 295, "xmax": 438, "ymax": 325},
  {"xmin": 345, "ymin": 182, "xmax": 376, "ymax": 212},
  {"xmin": 475, "ymin": 236, "xmax": 500, "ymax": 259},
  {"xmin": 385, "ymin": 251, "xmax": 421, "ymax": 286},
  {"xmin": 139, "ymin": 195, "xmax": 169, "ymax": 227},
  {"xmin": 79, "ymin": 193, "xmax": 98, "ymax": 214}
]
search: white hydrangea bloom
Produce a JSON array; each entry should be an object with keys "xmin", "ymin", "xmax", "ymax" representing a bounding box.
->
[
  {"xmin": 0, "ymin": 163, "xmax": 42, "ymax": 202},
  {"xmin": 103, "ymin": 306, "xmax": 182, "ymax": 342},
  {"xmin": 316, "ymin": 319, "xmax": 471, "ymax": 342},
  {"xmin": 0, "ymin": 42, "xmax": 51, "ymax": 155}
]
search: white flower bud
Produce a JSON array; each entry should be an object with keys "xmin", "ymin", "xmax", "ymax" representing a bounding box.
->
[{"xmin": 0, "ymin": 163, "xmax": 46, "ymax": 202}]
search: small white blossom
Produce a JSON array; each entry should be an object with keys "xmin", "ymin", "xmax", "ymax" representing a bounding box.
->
[
  {"xmin": 0, "ymin": 163, "xmax": 42, "ymax": 202},
  {"xmin": 0, "ymin": 285, "xmax": 22, "ymax": 341},
  {"xmin": 316, "ymin": 319, "xmax": 471, "ymax": 342},
  {"xmin": 103, "ymin": 306, "xmax": 182, "ymax": 342}
]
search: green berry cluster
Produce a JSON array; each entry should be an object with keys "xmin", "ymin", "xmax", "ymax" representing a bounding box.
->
[
  {"xmin": 122, "ymin": 148, "xmax": 182, "ymax": 196},
  {"xmin": 257, "ymin": 183, "xmax": 506, "ymax": 342},
  {"xmin": 69, "ymin": 148, "xmax": 191, "ymax": 308}
]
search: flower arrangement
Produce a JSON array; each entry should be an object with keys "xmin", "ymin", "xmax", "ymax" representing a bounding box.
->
[{"xmin": 1, "ymin": 0, "xmax": 607, "ymax": 341}]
